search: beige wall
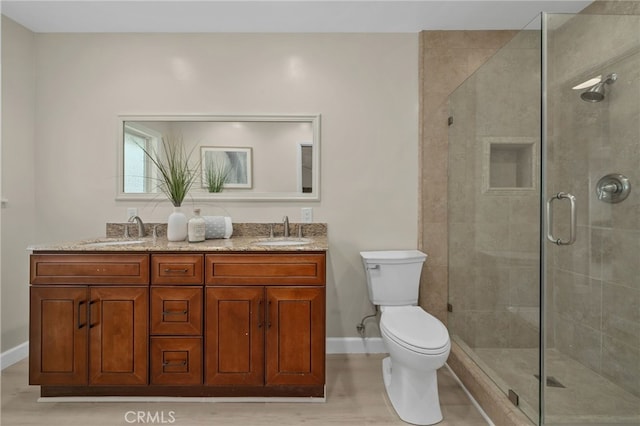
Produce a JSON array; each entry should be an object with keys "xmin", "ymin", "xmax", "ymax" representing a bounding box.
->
[
  {"xmin": 1, "ymin": 17, "xmax": 37, "ymax": 352},
  {"xmin": 1, "ymin": 20, "xmax": 420, "ymax": 349}
]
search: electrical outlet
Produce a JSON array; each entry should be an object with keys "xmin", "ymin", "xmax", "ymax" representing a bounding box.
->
[
  {"xmin": 301, "ymin": 207, "xmax": 313, "ymax": 223},
  {"xmin": 127, "ymin": 207, "xmax": 138, "ymax": 219}
]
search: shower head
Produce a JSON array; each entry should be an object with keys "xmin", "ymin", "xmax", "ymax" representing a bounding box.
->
[{"xmin": 580, "ymin": 73, "xmax": 617, "ymax": 102}]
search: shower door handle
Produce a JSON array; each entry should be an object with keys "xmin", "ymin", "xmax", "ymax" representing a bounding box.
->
[{"xmin": 546, "ymin": 192, "xmax": 576, "ymax": 245}]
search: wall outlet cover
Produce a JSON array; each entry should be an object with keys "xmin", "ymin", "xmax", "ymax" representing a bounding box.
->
[{"xmin": 301, "ymin": 207, "xmax": 313, "ymax": 223}]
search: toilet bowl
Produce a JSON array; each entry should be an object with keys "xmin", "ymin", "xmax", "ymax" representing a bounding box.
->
[
  {"xmin": 360, "ymin": 250, "xmax": 451, "ymax": 426},
  {"xmin": 380, "ymin": 306, "xmax": 450, "ymax": 425}
]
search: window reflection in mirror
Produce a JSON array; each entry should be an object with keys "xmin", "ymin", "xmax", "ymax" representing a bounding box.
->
[
  {"xmin": 124, "ymin": 123, "xmax": 161, "ymax": 194},
  {"xmin": 117, "ymin": 115, "xmax": 320, "ymax": 201},
  {"xmin": 298, "ymin": 144, "xmax": 313, "ymax": 193}
]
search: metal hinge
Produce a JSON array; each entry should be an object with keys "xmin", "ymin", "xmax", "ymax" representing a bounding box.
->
[
  {"xmin": 448, "ymin": 116, "xmax": 454, "ymax": 126},
  {"xmin": 508, "ymin": 389, "xmax": 519, "ymax": 406}
]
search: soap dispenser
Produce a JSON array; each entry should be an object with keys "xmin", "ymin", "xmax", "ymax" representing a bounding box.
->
[{"xmin": 188, "ymin": 208, "xmax": 206, "ymax": 243}]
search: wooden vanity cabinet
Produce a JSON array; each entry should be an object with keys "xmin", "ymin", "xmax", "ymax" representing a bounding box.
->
[
  {"xmin": 30, "ymin": 250, "xmax": 326, "ymax": 397},
  {"xmin": 205, "ymin": 253, "xmax": 326, "ymax": 389},
  {"xmin": 29, "ymin": 254, "xmax": 149, "ymax": 386}
]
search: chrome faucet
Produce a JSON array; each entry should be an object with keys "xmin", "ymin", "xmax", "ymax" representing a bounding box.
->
[
  {"xmin": 128, "ymin": 215, "xmax": 146, "ymax": 237},
  {"xmin": 283, "ymin": 216, "xmax": 290, "ymax": 238}
]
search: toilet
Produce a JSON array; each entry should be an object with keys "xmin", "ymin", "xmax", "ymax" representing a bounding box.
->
[{"xmin": 360, "ymin": 250, "xmax": 450, "ymax": 426}]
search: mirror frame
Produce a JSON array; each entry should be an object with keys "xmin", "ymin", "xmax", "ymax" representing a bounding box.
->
[{"xmin": 116, "ymin": 114, "xmax": 321, "ymax": 202}]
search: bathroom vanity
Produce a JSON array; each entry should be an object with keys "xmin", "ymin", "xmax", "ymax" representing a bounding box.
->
[{"xmin": 28, "ymin": 231, "xmax": 327, "ymax": 399}]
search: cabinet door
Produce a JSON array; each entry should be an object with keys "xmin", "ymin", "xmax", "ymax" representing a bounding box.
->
[
  {"xmin": 265, "ymin": 287, "xmax": 325, "ymax": 386},
  {"xmin": 89, "ymin": 287, "xmax": 148, "ymax": 385},
  {"xmin": 29, "ymin": 286, "xmax": 88, "ymax": 385},
  {"xmin": 205, "ymin": 287, "xmax": 264, "ymax": 385}
]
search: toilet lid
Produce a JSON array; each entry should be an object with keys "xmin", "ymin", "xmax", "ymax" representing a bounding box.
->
[{"xmin": 381, "ymin": 307, "xmax": 450, "ymax": 354}]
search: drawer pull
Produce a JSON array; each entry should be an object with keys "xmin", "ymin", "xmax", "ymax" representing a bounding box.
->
[
  {"xmin": 163, "ymin": 268, "xmax": 189, "ymax": 273},
  {"xmin": 162, "ymin": 310, "xmax": 188, "ymax": 315},
  {"xmin": 162, "ymin": 360, "xmax": 187, "ymax": 367}
]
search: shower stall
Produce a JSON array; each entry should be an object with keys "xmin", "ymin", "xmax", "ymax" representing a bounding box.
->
[{"xmin": 447, "ymin": 12, "xmax": 640, "ymax": 425}]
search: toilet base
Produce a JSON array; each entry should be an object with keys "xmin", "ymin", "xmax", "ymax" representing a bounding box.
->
[{"xmin": 382, "ymin": 356, "xmax": 443, "ymax": 425}]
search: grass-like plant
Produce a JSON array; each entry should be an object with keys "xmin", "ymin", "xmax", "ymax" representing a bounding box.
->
[
  {"xmin": 204, "ymin": 156, "xmax": 231, "ymax": 193},
  {"xmin": 138, "ymin": 135, "xmax": 199, "ymax": 207}
]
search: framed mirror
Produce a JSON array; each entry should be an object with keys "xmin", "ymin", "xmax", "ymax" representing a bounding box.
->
[{"xmin": 116, "ymin": 114, "xmax": 320, "ymax": 201}]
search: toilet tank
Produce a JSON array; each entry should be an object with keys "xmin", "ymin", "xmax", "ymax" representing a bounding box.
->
[{"xmin": 360, "ymin": 250, "xmax": 427, "ymax": 306}]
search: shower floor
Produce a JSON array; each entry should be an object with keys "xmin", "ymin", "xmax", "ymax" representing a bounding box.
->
[{"xmin": 471, "ymin": 347, "xmax": 640, "ymax": 424}]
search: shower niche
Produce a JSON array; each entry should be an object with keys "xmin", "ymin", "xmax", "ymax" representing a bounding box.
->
[{"xmin": 482, "ymin": 137, "xmax": 537, "ymax": 194}]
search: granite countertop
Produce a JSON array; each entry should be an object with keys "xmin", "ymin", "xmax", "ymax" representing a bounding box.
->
[
  {"xmin": 29, "ymin": 222, "xmax": 328, "ymax": 252},
  {"xmin": 28, "ymin": 235, "xmax": 328, "ymax": 252}
]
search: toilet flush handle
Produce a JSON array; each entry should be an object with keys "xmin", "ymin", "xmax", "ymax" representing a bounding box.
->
[{"xmin": 367, "ymin": 264, "xmax": 380, "ymax": 270}]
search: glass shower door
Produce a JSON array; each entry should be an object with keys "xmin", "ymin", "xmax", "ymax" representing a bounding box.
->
[
  {"xmin": 542, "ymin": 12, "xmax": 640, "ymax": 425},
  {"xmin": 447, "ymin": 23, "xmax": 542, "ymax": 423}
]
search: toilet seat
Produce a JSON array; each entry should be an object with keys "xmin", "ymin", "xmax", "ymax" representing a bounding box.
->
[{"xmin": 380, "ymin": 306, "xmax": 450, "ymax": 355}]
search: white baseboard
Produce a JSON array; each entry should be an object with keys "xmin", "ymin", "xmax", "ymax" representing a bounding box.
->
[
  {"xmin": 326, "ymin": 337, "xmax": 386, "ymax": 354},
  {"xmin": 1, "ymin": 341, "xmax": 29, "ymax": 370}
]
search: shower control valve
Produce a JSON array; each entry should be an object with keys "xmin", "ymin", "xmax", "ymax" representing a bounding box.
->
[{"xmin": 596, "ymin": 173, "xmax": 630, "ymax": 203}]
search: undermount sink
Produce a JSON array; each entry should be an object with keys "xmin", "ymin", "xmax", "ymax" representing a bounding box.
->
[
  {"xmin": 82, "ymin": 240, "xmax": 146, "ymax": 247},
  {"xmin": 253, "ymin": 238, "xmax": 313, "ymax": 246}
]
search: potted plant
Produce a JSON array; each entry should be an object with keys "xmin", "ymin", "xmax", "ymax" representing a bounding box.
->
[{"xmin": 139, "ymin": 135, "xmax": 199, "ymax": 241}]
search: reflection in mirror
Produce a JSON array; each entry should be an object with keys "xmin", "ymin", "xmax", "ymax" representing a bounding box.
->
[
  {"xmin": 117, "ymin": 115, "xmax": 320, "ymax": 201},
  {"xmin": 298, "ymin": 144, "xmax": 313, "ymax": 193}
]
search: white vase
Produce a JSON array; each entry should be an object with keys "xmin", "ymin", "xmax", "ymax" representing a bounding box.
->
[{"xmin": 167, "ymin": 206, "xmax": 188, "ymax": 241}]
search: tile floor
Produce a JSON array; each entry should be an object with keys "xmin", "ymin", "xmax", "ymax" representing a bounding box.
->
[{"xmin": 1, "ymin": 354, "xmax": 490, "ymax": 425}]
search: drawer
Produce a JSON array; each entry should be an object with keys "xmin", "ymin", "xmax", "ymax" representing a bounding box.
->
[
  {"xmin": 30, "ymin": 254, "xmax": 149, "ymax": 285},
  {"xmin": 150, "ymin": 337, "xmax": 202, "ymax": 385},
  {"xmin": 151, "ymin": 254, "xmax": 204, "ymax": 285},
  {"xmin": 151, "ymin": 287, "xmax": 203, "ymax": 335},
  {"xmin": 205, "ymin": 253, "xmax": 326, "ymax": 286}
]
